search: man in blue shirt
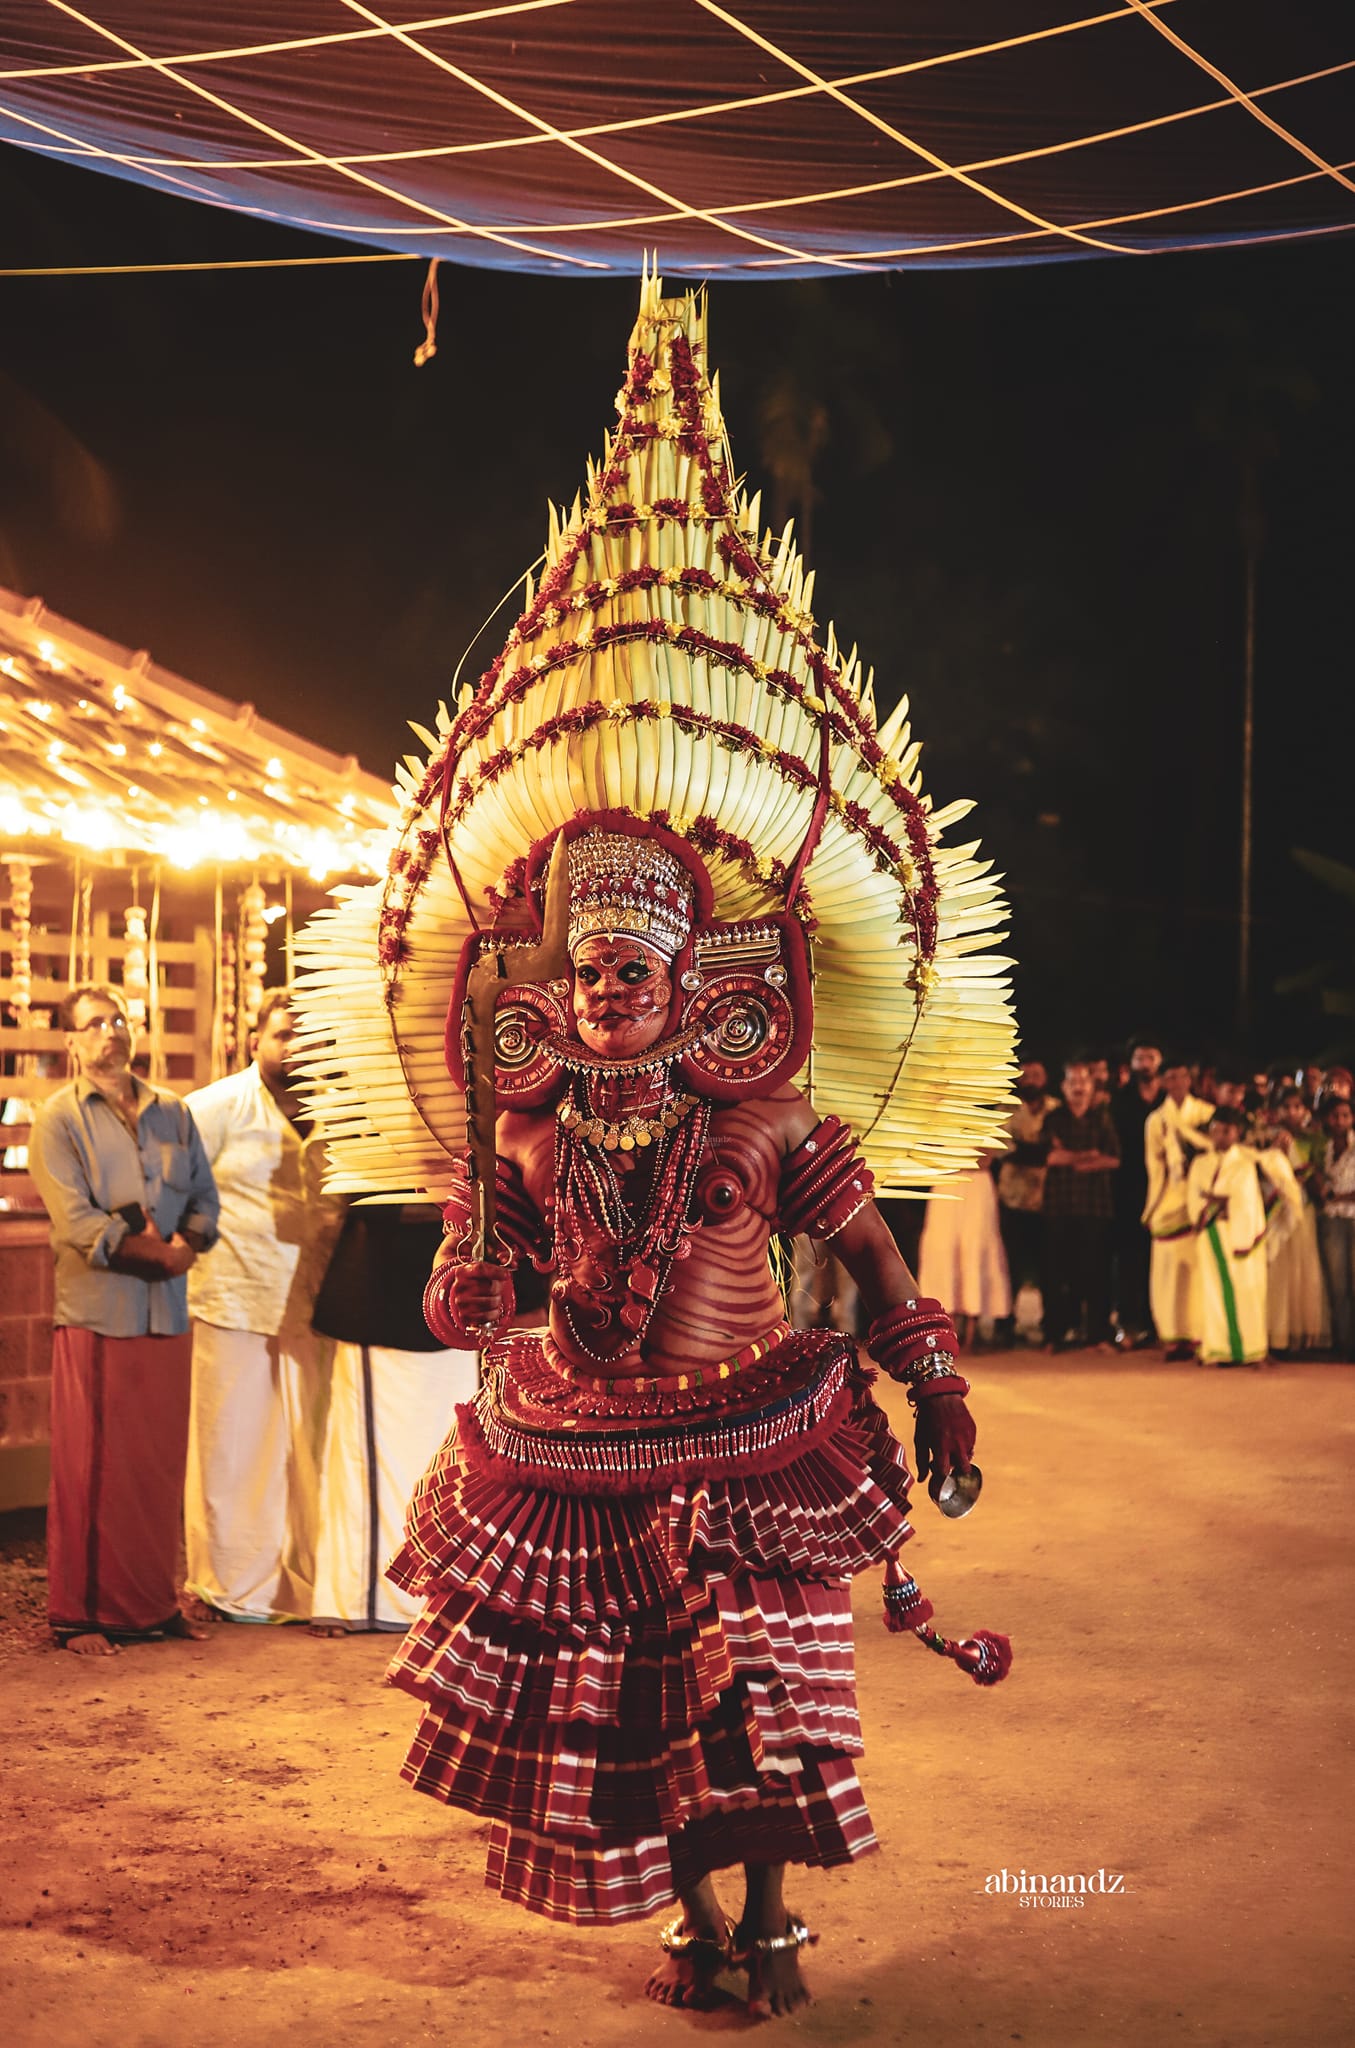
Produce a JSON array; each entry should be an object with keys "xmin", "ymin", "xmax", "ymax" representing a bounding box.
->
[{"xmin": 29, "ymin": 984, "xmax": 219, "ymax": 1656}]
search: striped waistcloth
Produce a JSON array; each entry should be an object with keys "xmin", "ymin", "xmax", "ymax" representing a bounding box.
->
[{"xmin": 385, "ymin": 1325, "xmax": 920, "ymax": 1924}]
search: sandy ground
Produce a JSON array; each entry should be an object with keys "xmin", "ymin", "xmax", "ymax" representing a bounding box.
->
[{"xmin": 1, "ymin": 1352, "xmax": 1352, "ymax": 2048}]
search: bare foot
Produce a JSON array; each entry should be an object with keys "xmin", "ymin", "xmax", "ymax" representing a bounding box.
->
[
  {"xmin": 180, "ymin": 1595, "xmax": 223, "ymax": 1625},
  {"xmin": 162, "ymin": 1611, "xmax": 211, "ymax": 1643},
  {"xmin": 308, "ymin": 1623, "xmax": 349, "ymax": 1638},
  {"xmin": 60, "ymin": 1630, "xmax": 119, "ymax": 1657},
  {"xmin": 645, "ymin": 1914, "xmax": 731, "ymax": 2009},
  {"xmin": 737, "ymin": 1917, "xmax": 815, "ymax": 2021}
]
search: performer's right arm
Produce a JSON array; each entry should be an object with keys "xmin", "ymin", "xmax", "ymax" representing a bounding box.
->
[{"xmin": 423, "ymin": 1145, "xmax": 542, "ymax": 1344}]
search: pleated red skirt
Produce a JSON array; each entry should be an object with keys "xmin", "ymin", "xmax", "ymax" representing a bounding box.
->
[{"xmin": 386, "ymin": 1330, "xmax": 925, "ymax": 1923}]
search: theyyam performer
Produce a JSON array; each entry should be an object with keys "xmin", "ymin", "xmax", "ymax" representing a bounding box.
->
[{"xmin": 296, "ymin": 271, "xmax": 1016, "ymax": 2019}]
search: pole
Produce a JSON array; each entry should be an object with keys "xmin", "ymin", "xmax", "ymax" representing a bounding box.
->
[
  {"xmin": 1238, "ymin": 542, "xmax": 1255, "ymax": 1032},
  {"xmin": 1237, "ymin": 450, "xmax": 1262, "ymax": 1041}
]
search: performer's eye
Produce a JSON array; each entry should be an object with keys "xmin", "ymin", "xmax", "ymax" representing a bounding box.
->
[
  {"xmin": 619, "ymin": 960, "xmax": 652, "ymax": 984},
  {"xmin": 576, "ymin": 965, "xmax": 600, "ymax": 986}
]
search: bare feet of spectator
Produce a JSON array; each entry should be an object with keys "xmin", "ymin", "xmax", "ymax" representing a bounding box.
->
[
  {"xmin": 180, "ymin": 1595, "xmax": 223, "ymax": 1625},
  {"xmin": 61, "ymin": 1630, "xmax": 118, "ymax": 1657},
  {"xmin": 164, "ymin": 1611, "xmax": 212, "ymax": 1642}
]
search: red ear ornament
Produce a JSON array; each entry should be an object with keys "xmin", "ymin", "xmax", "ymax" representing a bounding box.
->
[
  {"xmin": 445, "ymin": 933, "xmax": 569, "ymax": 1109},
  {"xmin": 678, "ymin": 915, "xmax": 813, "ymax": 1100}
]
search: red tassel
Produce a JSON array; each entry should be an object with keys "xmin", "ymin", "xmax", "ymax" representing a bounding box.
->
[
  {"xmin": 914, "ymin": 1621, "xmax": 1013, "ymax": 1685},
  {"xmin": 951, "ymin": 1629, "xmax": 1013, "ymax": 1686}
]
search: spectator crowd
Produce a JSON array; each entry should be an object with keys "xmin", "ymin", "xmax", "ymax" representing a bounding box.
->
[{"xmin": 919, "ymin": 1042, "xmax": 1355, "ymax": 1366}]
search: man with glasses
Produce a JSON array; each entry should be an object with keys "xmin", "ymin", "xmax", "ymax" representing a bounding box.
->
[{"xmin": 28, "ymin": 984, "xmax": 219, "ymax": 1655}]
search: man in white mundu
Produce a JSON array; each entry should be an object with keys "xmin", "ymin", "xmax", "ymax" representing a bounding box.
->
[
  {"xmin": 1185, "ymin": 1104, "xmax": 1300, "ymax": 1367},
  {"xmin": 307, "ymin": 1204, "xmax": 479, "ymax": 1635},
  {"xmin": 1142, "ymin": 1058, "xmax": 1214, "ymax": 1360},
  {"xmin": 184, "ymin": 990, "xmax": 343, "ymax": 1621}
]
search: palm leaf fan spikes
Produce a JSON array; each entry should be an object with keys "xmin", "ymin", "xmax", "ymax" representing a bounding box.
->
[{"xmin": 294, "ymin": 264, "xmax": 1016, "ymax": 1195}]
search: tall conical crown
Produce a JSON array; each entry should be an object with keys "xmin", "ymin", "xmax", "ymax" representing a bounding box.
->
[{"xmin": 296, "ymin": 267, "xmax": 1014, "ymax": 1194}]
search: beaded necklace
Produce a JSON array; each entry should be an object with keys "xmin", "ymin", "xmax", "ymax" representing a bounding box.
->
[{"xmin": 553, "ymin": 1068, "xmax": 712, "ymax": 1359}]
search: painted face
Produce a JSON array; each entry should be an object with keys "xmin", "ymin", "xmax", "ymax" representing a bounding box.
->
[{"xmin": 571, "ymin": 935, "xmax": 672, "ymax": 1059}]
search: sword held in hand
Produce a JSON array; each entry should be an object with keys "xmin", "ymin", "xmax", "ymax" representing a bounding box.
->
[{"xmin": 458, "ymin": 834, "xmax": 572, "ymax": 1310}]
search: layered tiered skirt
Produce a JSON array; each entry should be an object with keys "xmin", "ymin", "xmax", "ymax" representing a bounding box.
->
[{"xmin": 385, "ymin": 1328, "xmax": 924, "ymax": 1923}]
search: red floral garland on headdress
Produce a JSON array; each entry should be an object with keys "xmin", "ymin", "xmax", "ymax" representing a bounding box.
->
[{"xmin": 383, "ymin": 316, "xmax": 941, "ymax": 1000}]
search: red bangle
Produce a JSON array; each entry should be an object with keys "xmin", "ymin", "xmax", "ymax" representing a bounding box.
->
[
  {"xmin": 423, "ymin": 1265, "xmax": 476, "ymax": 1348},
  {"xmin": 780, "ymin": 1119, "xmax": 875, "ymax": 1238},
  {"xmin": 868, "ymin": 1298, "xmax": 963, "ymax": 1383},
  {"xmin": 908, "ymin": 1370, "xmax": 971, "ymax": 1401}
]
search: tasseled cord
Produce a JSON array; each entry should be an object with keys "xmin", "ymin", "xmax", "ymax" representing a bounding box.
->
[
  {"xmin": 413, "ymin": 258, "xmax": 440, "ymax": 367},
  {"xmin": 882, "ymin": 1555, "xmax": 1012, "ymax": 1686}
]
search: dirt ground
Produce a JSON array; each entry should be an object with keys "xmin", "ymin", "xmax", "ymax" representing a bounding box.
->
[{"xmin": 1, "ymin": 1353, "xmax": 1351, "ymax": 2048}]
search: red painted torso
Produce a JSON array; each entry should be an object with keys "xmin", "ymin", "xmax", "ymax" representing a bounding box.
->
[{"xmin": 502, "ymin": 1095, "xmax": 800, "ymax": 1374}]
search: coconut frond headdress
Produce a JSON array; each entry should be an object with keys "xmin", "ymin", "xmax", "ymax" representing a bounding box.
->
[{"xmin": 296, "ymin": 269, "xmax": 1014, "ymax": 1195}]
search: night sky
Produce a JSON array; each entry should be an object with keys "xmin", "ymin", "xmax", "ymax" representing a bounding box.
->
[{"xmin": 1, "ymin": 143, "xmax": 1350, "ymax": 1068}]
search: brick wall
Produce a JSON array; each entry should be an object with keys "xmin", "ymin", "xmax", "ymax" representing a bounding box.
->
[{"xmin": 0, "ymin": 1218, "xmax": 53, "ymax": 1455}]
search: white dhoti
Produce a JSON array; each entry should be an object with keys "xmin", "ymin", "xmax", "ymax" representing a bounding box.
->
[
  {"xmin": 1149, "ymin": 1231, "xmax": 1199, "ymax": 1345},
  {"xmin": 311, "ymin": 1342, "xmax": 477, "ymax": 1631},
  {"xmin": 1187, "ymin": 1143, "xmax": 1300, "ymax": 1367},
  {"xmin": 918, "ymin": 1167, "xmax": 1011, "ymax": 1320},
  {"xmin": 1266, "ymin": 1204, "xmax": 1329, "ymax": 1350},
  {"xmin": 185, "ymin": 1321, "xmax": 333, "ymax": 1621},
  {"xmin": 1198, "ymin": 1229, "xmax": 1268, "ymax": 1366}
]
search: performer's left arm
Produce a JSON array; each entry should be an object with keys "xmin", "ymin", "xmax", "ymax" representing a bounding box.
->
[
  {"xmin": 770, "ymin": 1088, "xmax": 976, "ymax": 1493},
  {"xmin": 832, "ymin": 1201, "xmax": 977, "ymax": 1494}
]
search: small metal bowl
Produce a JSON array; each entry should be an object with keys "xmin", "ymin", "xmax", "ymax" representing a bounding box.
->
[{"xmin": 931, "ymin": 1464, "xmax": 983, "ymax": 1518}]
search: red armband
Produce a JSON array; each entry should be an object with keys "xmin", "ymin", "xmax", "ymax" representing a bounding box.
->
[
  {"xmin": 778, "ymin": 1117, "xmax": 875, "ymax": 1239},
  {"xmin": 422, "ymin": 1263, "xmax": 468, "ymax": 1347},
  {"xmin": 867, "ymin": 1299, "xmax": 970, "ymax": 1399}
]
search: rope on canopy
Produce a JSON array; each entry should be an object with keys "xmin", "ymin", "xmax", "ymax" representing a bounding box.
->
[{"xmin": 0, "ymin": 2, "xmax": 1349, "ymax": 273}]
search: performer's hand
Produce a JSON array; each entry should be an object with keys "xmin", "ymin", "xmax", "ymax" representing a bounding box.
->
[
  {"xmin": 913, "ymin": 1393, "xmax": 976, "ymax": 1494},
  {"xmin": 445, "ymin": 1259, "xmax": 515, "ymax": 1340}
]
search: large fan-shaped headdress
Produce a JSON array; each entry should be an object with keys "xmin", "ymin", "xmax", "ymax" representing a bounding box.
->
[{"xmin": 296, "ymin": 267, "xmax": 1014, "ymax": 1194}]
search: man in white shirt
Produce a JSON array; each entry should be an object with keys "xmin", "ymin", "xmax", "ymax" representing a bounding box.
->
[
  {"xmin": 183, "ymin": 989, "xmax": 343, "ymax": 1621},
  {"xmin": 1141, "ymin": 1056, "xmax": 1214, "ymax": 1360}
]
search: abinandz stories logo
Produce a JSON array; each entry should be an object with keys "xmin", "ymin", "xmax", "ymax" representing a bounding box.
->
[{"xmin": 981, "ymin": 1868, "xmax": 1129, "ymax": 1910}]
